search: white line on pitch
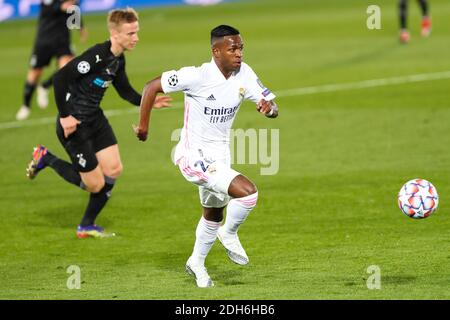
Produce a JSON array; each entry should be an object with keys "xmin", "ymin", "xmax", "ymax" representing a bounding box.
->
[
  {"xmin": 0, "ymin": 102, "xmax": 183, "ymax": 131},
  {"xmin": 276, "ymin": 70, "xmax": 450, "ymax": 97},
  {"xmin": 1, "ymin": 70, "xmax": 450, "ymax": 131}
]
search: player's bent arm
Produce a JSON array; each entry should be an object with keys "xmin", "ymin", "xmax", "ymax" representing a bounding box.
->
[
  {"xmin": 135, "ymin": 77, "xmax": 164, "ymax": 141},
  {"xmin": 114, "ymin": 65, "xmax": 172, "ymax": 109},
  {"xmin": 53, "ymin": 69, "xmax": 81, "ymax": 137},
  {"xmin": 113, "ymin": 68, "xmax": 142, "ymax": 106},
  {"xmin": 54, "ymin": 68, "xmax": 75, "ymax": 118}
]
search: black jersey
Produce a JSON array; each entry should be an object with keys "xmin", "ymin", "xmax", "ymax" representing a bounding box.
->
[
  {"xmin": 36, "ymin": 0, "xmax": 71, "ymax": 44},
  {"xmin": 54, "ymin": 40, "xmax": 142, "ymax": 122}
]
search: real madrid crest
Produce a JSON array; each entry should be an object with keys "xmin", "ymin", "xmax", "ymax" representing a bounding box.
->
[{"xmin": 239, "ymin": 87, "xmax": 245, "ymax": 99}]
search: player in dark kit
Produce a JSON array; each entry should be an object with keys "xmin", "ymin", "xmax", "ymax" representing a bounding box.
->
[
  {"xmin": 16, "ymin": 0, "xmax": 88, "ymax": 121},
  {"xmin": 25, "ymin": 8, "xmax": 171, "ymax": 238},
  {"xmin": 399, "ymin": 0, "xmax": 431, "ymax": 43}
]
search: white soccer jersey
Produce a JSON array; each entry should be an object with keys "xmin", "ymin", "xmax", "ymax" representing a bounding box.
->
[{"xmin": 161, "ymin": 58, "xmax": 276, "ymax": 164}]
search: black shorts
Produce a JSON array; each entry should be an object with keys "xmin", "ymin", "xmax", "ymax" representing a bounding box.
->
[
  {"xmin": 56, "ymin": 114, "xmax": 118, "ymax": 172},
  {"xmin": 30, "ymin": 40, "xmax": 74, "ymax": 69}
]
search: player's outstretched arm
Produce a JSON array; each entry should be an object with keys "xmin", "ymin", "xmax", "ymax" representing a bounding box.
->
[
  {"xmin": 113, "ymin": 65, "xmax": 172, "ymax": 109},
  {"xmin": 113, "ymin": 65, "xmax": 144, "ymax": 106},
  {"xmin": 134, "ymin": 77, "xmax": 165, "ymax": 141},
  {"xmin": 256, "ymin": 99, "xmax": 278, "ymax": 118}
]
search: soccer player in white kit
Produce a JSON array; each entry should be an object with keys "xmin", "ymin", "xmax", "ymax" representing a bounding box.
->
[{"xmin": 134, "ymin": 25, "xmax": 278, "ymax": 287}]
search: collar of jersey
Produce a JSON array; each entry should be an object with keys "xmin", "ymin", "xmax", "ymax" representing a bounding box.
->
[{"xmin": 209, "ymin": 58, "xmax": 238, "ymax": 81}]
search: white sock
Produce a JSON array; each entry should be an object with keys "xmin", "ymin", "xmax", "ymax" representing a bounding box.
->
[
  {"xmin": 191, "ymin": 216, "xmax": 221, "ymax": 265},
  {"xmin": 223, "ymin": 192, "xmax": 258, "ymax": 234}
]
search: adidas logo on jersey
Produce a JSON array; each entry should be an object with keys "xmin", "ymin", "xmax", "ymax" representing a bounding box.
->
[{"xmin": 206, "ymin": 94, "xmax": 216, "ymax": 101}]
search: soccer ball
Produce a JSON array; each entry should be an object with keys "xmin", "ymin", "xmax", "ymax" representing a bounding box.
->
[{"xmin": 398, "ymin": 179, "xmax": 439, "ymax": 219}]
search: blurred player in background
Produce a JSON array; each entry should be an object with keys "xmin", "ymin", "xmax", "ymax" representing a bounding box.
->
[
  {"xmin": 399, "ymin": 0, "xmax": 431, "ymax": 43},
  {"xmin": 135, "ymin": 25, "xmax": 278, "ymax": 287},
  {"xmin": 16, "ymin": 0, "xmax": 88, "ymax": 121},
  {"xmin": 25, "ymin": 8, "xmax": 171, "ymax": 238}
]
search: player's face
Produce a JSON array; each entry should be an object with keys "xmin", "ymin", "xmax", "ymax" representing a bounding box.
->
[
  {"xmin": 115, "ymin": 21, "xmax": 139, "ymax": 51},
  {"xmin": 215, "ymin": 35, "xmax": 244, "ymax": 72}
]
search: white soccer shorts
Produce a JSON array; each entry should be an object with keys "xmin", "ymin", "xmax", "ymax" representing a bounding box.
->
[{"xmin": 176, "ymin": 151, "xmax": 240, "ymax": 208}]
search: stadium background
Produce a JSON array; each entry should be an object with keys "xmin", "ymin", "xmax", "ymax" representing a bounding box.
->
[{"xmin": 0, "ymin": 0, "xmax": 449, "ymax": 299}]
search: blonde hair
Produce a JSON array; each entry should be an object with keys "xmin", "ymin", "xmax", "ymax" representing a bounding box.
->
[{"xmin": 107, "ymin": 7, "xmax": 139, "ymax": 30}]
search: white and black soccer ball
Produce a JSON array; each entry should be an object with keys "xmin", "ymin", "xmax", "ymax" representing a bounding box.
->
[
  {"xmin": 398, "ymin": 178, "xmax": 439, "ymax": 219},
  {"xmin": 77, "ymin": 61, "xmax": 90, "ymax": 74},
  {"xmin": 168, "ymin": 74, "xmax": 178, "ymax": 87}
]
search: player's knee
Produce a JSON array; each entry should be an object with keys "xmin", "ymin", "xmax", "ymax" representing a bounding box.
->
[
  {"xmin": 114, "ymin": 162, "xmax": 124, "ymax": 177},
  {"xmin": 87, "ymin": 179, "xmax": 105, "ymax": 193},
  {"xmin": 228, "ymin": 175, "xmax": 258, "ymax": 198},
  {"xmin": 242, "ymin": 183, "xmax": 258, "ymax": 197},
  {"xmin": 27, "ymin": 69, "xmax": 42, "ymax": 83},
  {"xmin": 104, "ymin": 162, "xmax": 123, "ymax": 178}
]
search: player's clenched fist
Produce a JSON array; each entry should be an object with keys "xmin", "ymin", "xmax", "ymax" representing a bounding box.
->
[
  {"xmin": 256, "ymin": 99, "xmax": 278, "ymax": 118},
  {"xmin": 133, "ymin": 124, "xmax": 148, "ymax": 141},
  {"xmin": 256, "ymin": 99, "xmax": 271, "ymax": 114},
  {"xmin": 60, "ymin": 115, "xmax": 81, "ymax": 138}
]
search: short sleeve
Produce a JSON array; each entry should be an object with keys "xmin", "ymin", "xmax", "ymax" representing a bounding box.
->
[
  {"xmin": 242, "ymin": 64, "xmax": 276, "ymax": 103},
  {"xmin": 161, "ymin": 66, "xmax": 200, "ymax": 94}
]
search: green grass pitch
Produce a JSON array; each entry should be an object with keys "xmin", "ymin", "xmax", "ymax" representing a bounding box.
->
[{"xmin": 0, "ymin": 0, "xmax": 450, "ymax": 299}]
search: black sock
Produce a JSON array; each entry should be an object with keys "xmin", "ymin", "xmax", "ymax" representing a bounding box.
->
[
  {"xmin": 80, "ymin": 176, "xmax": 116, "ymax": 227},
  {"xmin": 43, "ymin": 151, "xmax": 83, "ymax": 188},
  {"xmin": 23, "ymin": 81, "xmax": 36, "ymax": 107},
  {"xmin": 417, "ymin": 0, "xmax": 429, "ymax": 17},
  {"xmin": 399, "ymin": 0, "xmax": 408, "ymax": 29},
  {"xmin": 42, "ymin": 74, "xmax": 54, "ymax": 89}
]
